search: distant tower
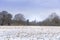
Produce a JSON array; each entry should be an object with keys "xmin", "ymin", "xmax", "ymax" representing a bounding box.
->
[{"xmin": 27, "ymin": 19, "xmax": 29, "ymax": 25}]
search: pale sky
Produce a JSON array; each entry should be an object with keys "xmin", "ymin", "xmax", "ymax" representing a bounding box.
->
[{"xmin": 0, "ymin": 0, "xmax": 60, "ymax": 21}]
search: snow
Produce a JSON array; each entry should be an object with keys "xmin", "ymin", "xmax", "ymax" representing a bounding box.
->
[{"xmin": 0, "ymin": 26, "xmax": 60, "ymax": 40}]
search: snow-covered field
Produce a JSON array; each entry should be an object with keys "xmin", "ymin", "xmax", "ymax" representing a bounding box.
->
[{"xmin": 0, "ymin": 26, "xmax": 60, "ymax": 40}]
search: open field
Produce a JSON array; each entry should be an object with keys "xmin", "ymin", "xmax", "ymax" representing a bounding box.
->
[
  {"xmin": 0, "ymin": 26, "xmax": 60, "ymax": 40},
  {"xmin": 0, "ymin": 26, "xmax": 60, "ymax": 29}
]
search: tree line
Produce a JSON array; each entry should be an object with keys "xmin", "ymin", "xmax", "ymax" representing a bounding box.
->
[{"xmin": 0, "ymin": 11, "xmax": 60, "ymax": 26}]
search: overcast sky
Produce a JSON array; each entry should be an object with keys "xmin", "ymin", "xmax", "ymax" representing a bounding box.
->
[{"xmin": 0, "ymin": 0, "xmax": 60, "ymax": 21}]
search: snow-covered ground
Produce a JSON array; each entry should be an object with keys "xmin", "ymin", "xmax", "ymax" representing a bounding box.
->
[{"xmin": 0, "ymin": 26, "xmax": 60, "ymax": 40}]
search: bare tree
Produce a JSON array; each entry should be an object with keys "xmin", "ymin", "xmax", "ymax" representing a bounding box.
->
[
  {"xmin": 13, "ymin": 13, "xmax": 26, "ymax": 25},
  {"xmin": 14, "ymin": 13, "xmax": 25, "ymax": 21},
  {"xmin": 0, "ymin": 11, "xmax": 12, "ymax": 25},
  {"xmin": 39, "ymin": 13, "xmax": 60, "ymax": 26}
]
